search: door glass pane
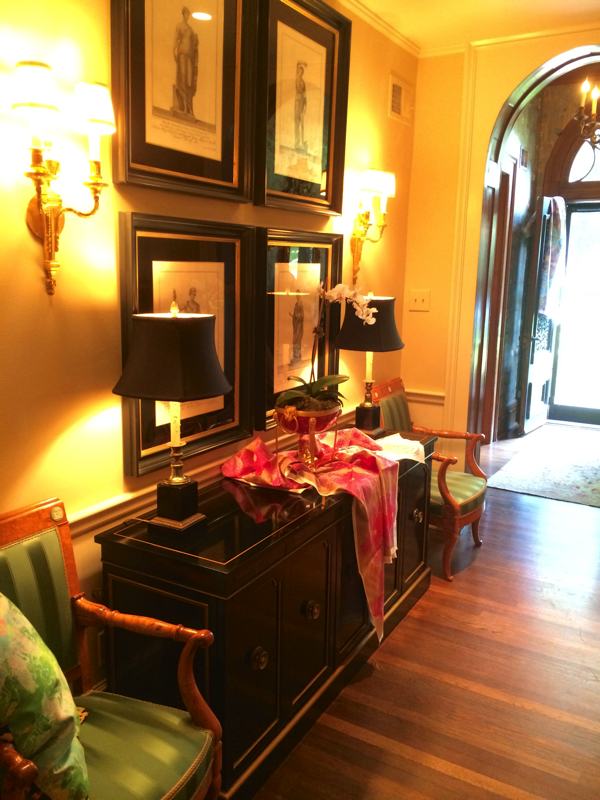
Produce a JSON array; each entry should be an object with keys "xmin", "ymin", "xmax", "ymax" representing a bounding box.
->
[
  {"xmin": 553, "ymin": 211, "xmax": 600, "ymax": 408},
  {"xmin": 569, "ymin": 141, "xmax": 600, "ymax": 182}
]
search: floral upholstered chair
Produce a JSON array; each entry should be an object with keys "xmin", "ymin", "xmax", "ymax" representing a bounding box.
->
[
  {"xmin": 373, "ymin": 378, "xmax": 488, "ymax": 581},
  {"xmin": 0, "ymin": 498, "xmax": 222, "ymax": 800}
]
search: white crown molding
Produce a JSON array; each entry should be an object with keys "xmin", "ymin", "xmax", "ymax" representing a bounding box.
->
[
  {"xmin": 471, "ymin": 20, "xmax": 600, "ymax": 50},
  {"xmin": 421, "ymin": 21, "xmax": 600, "ymax": 59},
  {"xmin": 336, "ymin": 0, "xmax": 420, "ymax": 57},
  {"xmin": 419, "ymin": 44, "xmax": 467, "ymax": 59}
]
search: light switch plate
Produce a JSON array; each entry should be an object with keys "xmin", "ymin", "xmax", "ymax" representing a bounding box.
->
[{"xmin": 408, "ymin": 290, "xmax": 430, "ymax": 312}]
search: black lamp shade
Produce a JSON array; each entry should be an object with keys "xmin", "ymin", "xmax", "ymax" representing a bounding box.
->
[
  {"xmin": 335, "ymin": 296, "xmax": 404, "ymax": 352},
  {"xmin": 113, "ymin": 313, "xmax": 232, "ymax": 401}
]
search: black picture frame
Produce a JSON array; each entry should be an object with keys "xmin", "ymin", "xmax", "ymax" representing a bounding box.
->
[
  {"xmin": 111, "ymin": 0, "xmax": 255, "ymax": 201},
  {"xmin": 255, "ymin": 0, "xmax": 351, "ymax": 215},
  {"xmin": 256, "ymin": 229, "xmax": 343, "ymax": 429},
  {"xmin": 118, "ymin": 212, "xmax": 256, "ymax": 476}
]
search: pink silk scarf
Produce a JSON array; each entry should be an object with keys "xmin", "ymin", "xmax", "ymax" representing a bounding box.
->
[{"xmin": 221, "ymin": 428, "xmax": 399, "ymax": 641}]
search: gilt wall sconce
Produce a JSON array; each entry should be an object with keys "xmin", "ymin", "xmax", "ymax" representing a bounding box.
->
[
  {"xmin": 350, "ymin": 169, "xmax": 396, "ymax": 286},
  {"xmin": 11, "ymin": 61, "xmax": 116, "ymax": 295}
]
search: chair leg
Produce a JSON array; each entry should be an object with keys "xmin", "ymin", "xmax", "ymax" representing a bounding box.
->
[
  {"xmin": 206, "ymin": 742, "xmax": 222, "ymax": 800},
  {"xmin": 471, "ymin": 517, "xmax": 483, "ymax": 547},
  {"xmin": 442, "ymin": 525, "xmax": 460, "ymax": 582}
]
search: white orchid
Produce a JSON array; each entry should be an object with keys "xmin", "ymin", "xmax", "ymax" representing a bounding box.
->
[{"xmin": 320, "ymin": 283, "xmax": 378, "ymax": 325}]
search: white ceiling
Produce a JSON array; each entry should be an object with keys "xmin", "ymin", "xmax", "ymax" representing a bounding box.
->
[{"xmin": 342, "ymin": 0, "xmax": 600, "ymax": 56}]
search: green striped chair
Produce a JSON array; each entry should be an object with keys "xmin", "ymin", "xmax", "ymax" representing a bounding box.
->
[
  {"xmin": 0, "ymin": 498, "xmax": 222, "ymax": 800},
  {"xmin": 373, "ymin": 378, "xmax": 487, "ymax": 581}
]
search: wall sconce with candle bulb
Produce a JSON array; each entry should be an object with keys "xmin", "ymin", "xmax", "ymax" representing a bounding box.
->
[
  {"xmin": 350, "ymin": 169, "xmax": 396, "ymax": 286},
  {"xmin": 11, "ymin": 61, "xmax": 116, "ymax": 295},
  {"xmin": 577, "ymin": 77, "xmax": 600, "ymax": 150}
]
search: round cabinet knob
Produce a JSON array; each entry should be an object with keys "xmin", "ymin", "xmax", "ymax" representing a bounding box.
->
[
  {"xmin": 304, "ymin": 600, "xmax": 321, "ymax": 621},
  {"xmin": 250, "ymin": 646, "xmax": 270, "ymax": 671},
  {"xmin": 412, "ymin": 508, "xmax": 424, "ymax": 525}
]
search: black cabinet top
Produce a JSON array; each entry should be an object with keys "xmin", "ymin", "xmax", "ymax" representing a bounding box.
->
[{"xmin": 95, "ymin": 435, "xmax": 434, "ymax": 596}]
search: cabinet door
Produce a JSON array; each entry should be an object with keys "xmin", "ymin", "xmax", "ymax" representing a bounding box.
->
[
  {"xmin": 399, "ymin": 462, "xmax": 429, "ymax": 591},
  {"xmin": 105, "ymin": 573, "xmax": 210, "ymax": 710},
  {"xmin": 225, "ymin": 571, "xmax": 281, "ymax": 777},
  {"xmin": 335, "ymin": 517, "xmax": 370, "ymax": 661},
  {"xmin": 281, "ymin": 530, "xmax": 333, "ymax": 712},
  {"xmin": 384, "ymin": 558, "xmax": 400, "ymax": 610}
]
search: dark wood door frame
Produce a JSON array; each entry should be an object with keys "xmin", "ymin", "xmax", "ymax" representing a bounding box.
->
[{"xmin": 468, "ymin": 46, "xmax": 600, "ymax": 440}]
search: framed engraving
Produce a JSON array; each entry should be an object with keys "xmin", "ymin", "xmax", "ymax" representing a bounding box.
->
[
  {"xmin": 256, "ymin": 0, "xmax": 351, "ymax": 214},
  {"xmin": 262, "ymin": 229, "xmax": 343, "ymax": 426},
  {"xmin": 111, "ymin": 0, "xmax": 255, "ymax": 200}
]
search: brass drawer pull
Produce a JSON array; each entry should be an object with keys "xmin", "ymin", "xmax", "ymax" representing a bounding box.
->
[
  {"xmin": 412, "ymin": 509, "xmax": 424, "ymax": 525},
  {"xmin": 250, "ymin": 646, "xmax": 270, "ymax": 671},
  {"xmin": 304, "ymin": 600, "xmax": 321, "ymax": 621}
]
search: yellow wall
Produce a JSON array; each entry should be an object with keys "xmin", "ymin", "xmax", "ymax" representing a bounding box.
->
[
  {"xmin": 402, "ymin": 51, "xmax": 464, "ymax": 426},
  {"xmin": 0, "ymin": 0, "xmax": 416, "ymax": 581}
]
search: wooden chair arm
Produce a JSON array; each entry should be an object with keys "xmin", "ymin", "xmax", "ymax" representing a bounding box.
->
[
  {"xmin": 72, "ymin": 595, "xmax": 221, "ymax": 738},
  {"xmin": 73, "ymin": 595, "xmax": 214, "ymax": 646},
  {"xmin": 431, "ymin": 452, "xmax": 461, "ymax": 511},
  {"xmin": 413, "ymin": 426, "xmax": 486, "ymax": 479},
  {"xmin": 0, "ymin": 742, "xmax": 38, "ymax": 800}
]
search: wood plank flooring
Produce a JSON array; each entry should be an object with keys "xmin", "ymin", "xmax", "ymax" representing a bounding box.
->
[{"xmin": 253, "ymin": 487, "xmax": 600, "ymax": 799}]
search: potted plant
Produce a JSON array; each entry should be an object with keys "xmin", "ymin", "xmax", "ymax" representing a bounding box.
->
[{"xmin": 274, "ymin": 284, "xmax": 376, "ymax": 464}]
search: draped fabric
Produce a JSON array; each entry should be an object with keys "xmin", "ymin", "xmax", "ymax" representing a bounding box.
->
[
  {"xmin": 538, "ymin": 196, "xmax": 567, "ymax": 319},
  {"xmin": 221, "ymin": 428, "xmax": 422, "ymax": 641}
]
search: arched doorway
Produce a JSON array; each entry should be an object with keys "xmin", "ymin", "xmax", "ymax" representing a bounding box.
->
[{"xmin": 469, "ymin": 45, "xmax": 600, "ymax": 442}]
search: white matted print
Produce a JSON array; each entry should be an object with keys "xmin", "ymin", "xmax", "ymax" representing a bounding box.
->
[
  {"xmin": 152, "ymin": 260, "xmax": 225, "ymax": 420},
  {"xmin": 273, "ymin": 258, "xmax": 322, "ymax": 393},
  {"xmin": 274, "ymin": 21, "xmax": 326, "ymax": 184},
  {"xmin": 145, "ymin": 0, "xmax": 223, "ymax": 161}
]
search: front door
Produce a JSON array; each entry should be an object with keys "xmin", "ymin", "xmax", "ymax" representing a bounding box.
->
[{"xmin": 518, "ymin": 196, "xmax": 565, "ymax": 434}]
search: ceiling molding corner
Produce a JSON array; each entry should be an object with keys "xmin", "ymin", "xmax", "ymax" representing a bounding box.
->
[
  {"xmin": 418, "ymin": 43, "xmax": 468, "ymax": 59},
  {"xmin": 337, "ymin": 0, "xmax": 421, "ymax": 57}
]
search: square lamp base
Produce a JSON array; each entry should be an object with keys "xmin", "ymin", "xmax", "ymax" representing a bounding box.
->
[
  {"xmin": 355, "ymin": 404, "xmax": 381, "ymax": 431},
  {"xmin": 151, "ymin": 480, "xmax": 206, "ymax": 531}
]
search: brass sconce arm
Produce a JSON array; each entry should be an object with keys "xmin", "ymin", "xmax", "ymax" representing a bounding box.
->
[
  {"xmin": 25, "ymin": 148, "xmax": 108, "ymax": 294},
  {"xmin": 350, "ymin": 205, "xmax": 389, "ymax": 287}
]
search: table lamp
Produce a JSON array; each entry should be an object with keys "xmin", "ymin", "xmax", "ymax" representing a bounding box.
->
[
  {"xmin": 335, "ymin": 296, "xmax": 404, "ymax": 430},
  {"xmin": 113, "ymin": 312, "xmax": 231, "ymax": 530}
]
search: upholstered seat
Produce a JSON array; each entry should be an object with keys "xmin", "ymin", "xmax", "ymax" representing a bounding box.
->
[
  {"xmin": 0, "ymin": 498, "xmax": 222, "ymax": 800},
  {"xmin": 75, "ymin": 693, "xmax": 214, "ymax": 800},
  {"xmin": 428, "ymin": 471, "xmax": 487, "ymax": 516},
  {"xmin": 373, "ymin": 378, "xmax": 487, "ymax": 580}
]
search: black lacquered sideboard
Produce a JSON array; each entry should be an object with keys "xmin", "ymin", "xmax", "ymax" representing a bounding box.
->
[{"xmin": 95, "ymin": 434, "xmax": 434, "ymax": 798}]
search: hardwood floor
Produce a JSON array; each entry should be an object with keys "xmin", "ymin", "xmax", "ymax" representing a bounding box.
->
[{"xmin": 253, "ymin": 488, "xmax": 600, "ymax": 799}]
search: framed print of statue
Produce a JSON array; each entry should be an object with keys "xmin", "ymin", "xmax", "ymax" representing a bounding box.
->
[
  {"xmin": 111, "ymin": 0, "xmax": 256, "ymax": 201},
  {"xmin": 261, "ymin": 229, "xmax": 343, "ymax": 427},
  {"xmin": 256, "ymin": 0, "xmax": 351, "ymax": 215}
]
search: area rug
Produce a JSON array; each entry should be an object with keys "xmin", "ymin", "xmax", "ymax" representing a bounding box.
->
[{"xmin": 487, "ymin": 423, "xmax": 600, "ymax": 507}]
